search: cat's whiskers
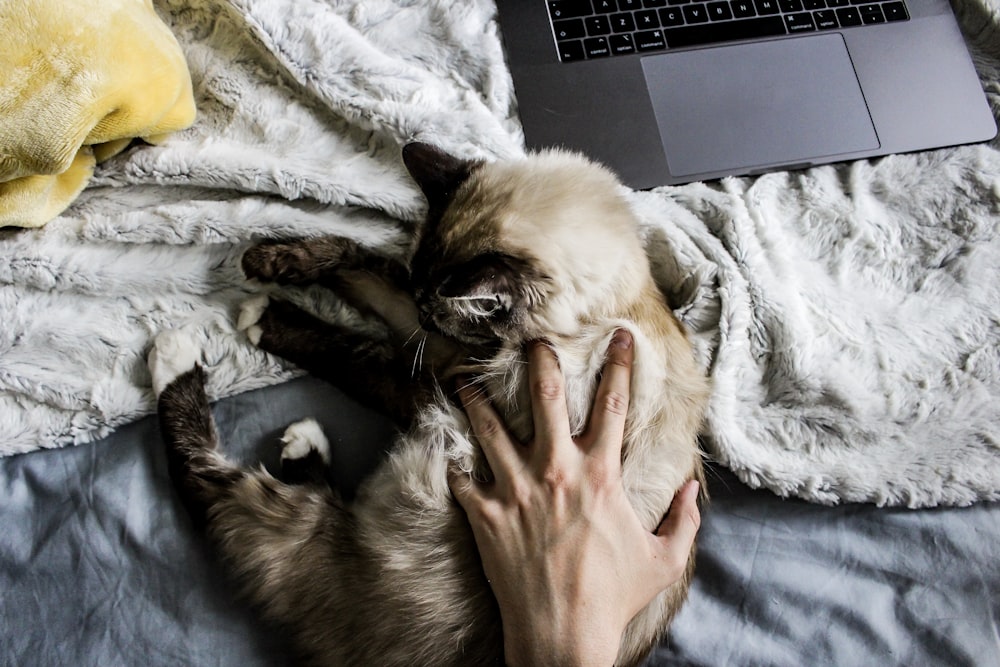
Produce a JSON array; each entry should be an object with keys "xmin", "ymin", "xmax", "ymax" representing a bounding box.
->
[
  {"xmin": 410, "ymin": 334, "xmax": 427, "ymax": 378},
  {"xmin": 402, "ymin": 325, "xmax": 424, "ymax": 348}
]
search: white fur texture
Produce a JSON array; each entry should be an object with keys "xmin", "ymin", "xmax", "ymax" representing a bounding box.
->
[
  {"xmin": 237, "ymin": 295, "xmax": 269, "ymax": 346},
  {"xmin": 148, "ymin": 329, "xmax": 202, "ymax": 396},
  {"xmin": 280, "ymin": 418, "xmax": 330, "ymax": 465},
  {"xmin": 1, "ymin": 0, "xmax": 999, "ymax": 508}
]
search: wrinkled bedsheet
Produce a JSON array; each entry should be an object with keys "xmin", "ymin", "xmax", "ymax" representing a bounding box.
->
[{"xmin": 2, "ymin": 378, "xmax": 997, "ymax": 666}]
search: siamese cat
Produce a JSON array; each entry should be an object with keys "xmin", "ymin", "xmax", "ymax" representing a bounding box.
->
[{"xmin": 149, "ymin": 143, "xmax": 709, "ymax": 666}]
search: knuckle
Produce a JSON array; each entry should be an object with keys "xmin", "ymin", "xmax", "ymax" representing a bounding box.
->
[
  {"xmin": 532, "ymin": 376, "xmax": 565, "ymax": 402},
  {"xmin": 540, "ymin": 464, "xmax": 570, "ymax": 493},
  {"xmin": 598, "ymin": 388, "xmax": 629, "ymax": 417},
  {"xmin": 584, "ymin": 458, "xmax": 618, "ymax": 491},
  {"xmin": 474, "ymin": 413, "xmax": 504, "ymax": 440}
]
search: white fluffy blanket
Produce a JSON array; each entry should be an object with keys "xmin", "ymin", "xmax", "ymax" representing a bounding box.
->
[{"xmin": 2, "ymin": 0, "xmax": 999, "ymax": 508}]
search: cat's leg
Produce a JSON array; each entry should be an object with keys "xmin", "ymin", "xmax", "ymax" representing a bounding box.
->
[
  {"xmin": 237, "ymin": 295, "xmax": 433, "ymax": 426},
  {"xmin": 241, "ymin": 236, "xmax": 408, "ymax": 292},
  {"xmin": 149, "ymin": 328, "xmax": 244, "ymax": 529},
  {"xmin": 278, "ymin": 418, "xmax": 331, "ymax": 486},
  {"xmin": 242, "ymin": 237, "xmax": 436, "ymax": 347}
]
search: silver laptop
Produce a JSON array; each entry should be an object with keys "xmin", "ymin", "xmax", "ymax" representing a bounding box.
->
[{"xmin": 495, "ymin": 0, "xmax": 997, "ymax": 188}]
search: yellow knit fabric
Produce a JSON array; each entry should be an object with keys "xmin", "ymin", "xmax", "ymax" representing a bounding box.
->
[{"xmin": 0, "ymin": 0, "xmax": 196, "ymax": 228}]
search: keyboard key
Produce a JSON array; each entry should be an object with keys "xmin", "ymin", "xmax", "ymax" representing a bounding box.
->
[
  {"xmin": 643, "ymin": 0, "xmax": 669, "ymax": 6},
  {"xmin": 882, "ymin": 1, "xmax": 909, "ymax": 20},
  {"xmin": 826, "ymin": 0, "xmax": 849, "ymax": 6},
  {"xmin": 635, "ymin": 9, "xmax": 662, "ymax": 27},
  {"xmin": 553, "ymin": 18, "xmax": 586, "ymax": 40},
  {"xmin": 813, "ymin": 9, "xmax": 839, "ymax": 28},
  {"xmin": 610, "ymin": 12, "xmax": 638, "ymax": 30},
  {"xmin": 593, "ymin": 0, "xmax": 618, "ymax": 12},
  {"xmin": 684, "ymin": 3, "xmax": 710, "ymax": 22},
  {"xmin": 664, "ymin": 15, "xmax": 786, "ymax": 47},
  {"xmin": 731, "ymin": 0, "xmax": 758, "ymax": 17},
  {"xmin": 585, "ymin": 15, "xmax": 612, "ymax": 34},
  {"xmin": 659, "ymin": 7, "xmax": 686, "ymax": 24},
  {"xmin": 836, "ymin": 6, "xmax": 862, "ymax": 24},
  {"xmin": 803, "ymin": 0, "xmax": 826, "ymax": 8},
  {"xmin": 754, "ymin": 0, "xmax": 781, "ymax": 14},
  {"xmin": 859, "ymin": 3, "xmax": 885, "ymax": 22},
  {"xmin": 708, "ymin": 1, "xmax": 735, "ymax": 19},
  {"xmin": 668, "ymin": 0, "xmax": 692, "ymax": 5},
  {"xmin": 558, "ymin": 40, "xmax": 586, "ymax": 61},
  {"xmin": 584, "ymin": 36, "xmax": 612, "ymax": 57},
  {"xmin": 780, "ymin": 0, "xmax": 804, "ymax": 11},
  {"xmin": 619, "ymin": 0, "xmax": 643, "ymax": 9},
  {"xmin": 610, "ymin": 33, "xmax": 638, "ymax": 53},
  {"xmin": 636, "ymin": 28, "xmax": 668, "ymax": 50},
  {"xmin": 548, "ymin": 0, "xmax": 593, "ymax": 19},
  {"xmin": 785, "ymin": 11, "xmax": 816, "ymax": 31}
]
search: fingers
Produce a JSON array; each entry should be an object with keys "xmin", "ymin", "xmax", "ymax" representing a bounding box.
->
[
  {"xmin": 447, "ymin": 466, "xmax": 478, "ymax": 510},
  {"xmin": 584, "ymin": 329, "xmax": 635, "ymax": 458},
  {"xmin": 526, "ymin": 341, "xmax": 573, "ymax": 459},
  {"xmin": 456, "ymin": 377, "xmax": 523, "ymax": 485},
  {"xmin": 653, "ymin": 480, "xmax": 702, "ymax": 578}
]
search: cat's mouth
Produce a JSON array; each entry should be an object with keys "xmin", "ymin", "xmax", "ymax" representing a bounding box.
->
[
  {"xmin": 422, "ymin": 319, "xmax": 498, "ymax": 347},
  {"xmin": 417, "ymin": 310, "xmax": 505, "ymax": 350}
]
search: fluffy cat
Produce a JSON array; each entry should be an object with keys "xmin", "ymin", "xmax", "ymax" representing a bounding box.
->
[{"xmin": 149, "ymin": 143, "xmax": 709, "ymax": 666}]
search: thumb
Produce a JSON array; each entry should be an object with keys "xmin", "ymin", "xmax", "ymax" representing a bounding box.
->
[{"xmin": 652, "ymin": 480, "xmax": 702, "ymax": 581}]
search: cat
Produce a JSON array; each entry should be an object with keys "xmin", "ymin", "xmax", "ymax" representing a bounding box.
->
[{"xmin": 148, "ymin": 142, "xmax": 710, "ymax": 667}]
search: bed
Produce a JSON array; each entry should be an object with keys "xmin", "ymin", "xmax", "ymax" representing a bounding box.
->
[{"xmin": 2, "ymin": 0, "xmax": 999, "ymax": 665}]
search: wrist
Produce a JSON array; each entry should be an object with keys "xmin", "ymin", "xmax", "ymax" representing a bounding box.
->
[{"xmin": 502, "ymin": 621, "xmax": 622, "ymax": 667}]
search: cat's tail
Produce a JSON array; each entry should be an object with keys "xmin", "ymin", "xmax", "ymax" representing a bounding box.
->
[{"xmin": 149, "ymin": 328, "xmax": 242, "ymax": 529}]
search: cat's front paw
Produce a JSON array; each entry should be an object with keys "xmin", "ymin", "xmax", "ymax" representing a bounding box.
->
[
  {"xmin": 237, "ymin": 294, "xmax": 270, "ymax": 346},
  {"xmin": 149, "ymin": 328, "xmax": 203, "ymax": 396},
  {"xmin": 242, "ymin": 240, "xmax": 317, "ymax": 285}
]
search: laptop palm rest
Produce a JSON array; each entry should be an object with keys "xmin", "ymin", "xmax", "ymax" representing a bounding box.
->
[{"xmin": 641, "ymin": 35, "xmax": 880, "ymax": 178}]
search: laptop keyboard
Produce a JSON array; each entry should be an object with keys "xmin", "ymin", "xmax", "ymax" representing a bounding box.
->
[{"xmin": 548, "ymin": 0, "xmax": 909, "ymax": 61}]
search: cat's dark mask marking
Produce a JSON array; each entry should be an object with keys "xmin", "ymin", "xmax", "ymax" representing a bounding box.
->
[
  {"xmin": 402, "ymin": 143, "xmax": 551, "ymax": 346},
  {"xmin": 416, "ymin": 252, "xmax": 549, "ymax": 344},
  {"xmin": 402, "ymin": 142, "xmax": 478, "ymax": 294},
  {"xmin": 402, "ymin": 142, "xmax": 477, "ymax": 218}
]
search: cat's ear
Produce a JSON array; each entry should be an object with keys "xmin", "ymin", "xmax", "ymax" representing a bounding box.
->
[{"xmin": 402, "ymin": 143, "xmax": 475, "ymax": 210}]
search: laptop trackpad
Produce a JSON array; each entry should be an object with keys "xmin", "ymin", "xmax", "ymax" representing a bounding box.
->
[{"xmin": 641, "ymin": 35, "xmax": 879, "ymax": 178}]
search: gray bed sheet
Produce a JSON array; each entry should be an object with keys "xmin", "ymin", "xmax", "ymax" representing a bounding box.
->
[{"xmin": 2, "ymin": 376, "xmax": 998, "ymax": 666}]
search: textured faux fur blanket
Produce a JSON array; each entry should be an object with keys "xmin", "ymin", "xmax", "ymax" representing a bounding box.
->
[
  {"xmin": 0, "ymin": 0, "xmax": 196, "ymax": 228},
  {"xmin": 2, "ymin": 0, "xmax": 999, "ymax": 508}
]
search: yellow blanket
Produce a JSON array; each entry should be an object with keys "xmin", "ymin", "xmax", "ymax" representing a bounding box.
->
[{"xmin": 0, "ymin": 0, "xmax": 195, "ymax": 228}]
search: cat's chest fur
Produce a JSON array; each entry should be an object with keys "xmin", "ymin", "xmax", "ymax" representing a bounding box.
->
[{"xmin": 359, "ymin": 319, "xmax": 701, "ymax": 535}]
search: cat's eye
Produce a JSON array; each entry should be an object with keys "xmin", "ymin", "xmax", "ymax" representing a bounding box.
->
[{"xmin": 451, "ymin": 293, "xmax": 508, "ymax": 320}]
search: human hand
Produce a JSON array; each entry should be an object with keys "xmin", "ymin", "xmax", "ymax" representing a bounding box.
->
[{"xmin": 449, "ymin": 330, "xmax": 701, "ymax": 667}]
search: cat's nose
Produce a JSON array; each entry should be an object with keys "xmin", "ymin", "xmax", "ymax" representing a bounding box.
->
[{"xmin": 416, "ymin": 301, "xmax": 440, "ymax": 332}]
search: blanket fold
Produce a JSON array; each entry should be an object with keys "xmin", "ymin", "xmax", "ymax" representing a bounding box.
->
[{"xmin": 0, "ymin": 0, "xmax": 196, "ymax": 228}]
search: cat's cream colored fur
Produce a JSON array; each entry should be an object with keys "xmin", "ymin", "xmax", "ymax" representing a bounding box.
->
[{"xmin": 152, "ymin": 148, "xmax": 709, "ymax": 666}]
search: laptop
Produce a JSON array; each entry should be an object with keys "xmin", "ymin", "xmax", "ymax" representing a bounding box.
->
[{"xmin": 494, "ymin": 0, "xmax": 998, "ymax": 188}]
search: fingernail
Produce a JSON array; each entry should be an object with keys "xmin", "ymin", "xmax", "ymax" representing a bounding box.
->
[{"xmin": 612, "ymin": 329, "xmax": 633, "ymax": 349}]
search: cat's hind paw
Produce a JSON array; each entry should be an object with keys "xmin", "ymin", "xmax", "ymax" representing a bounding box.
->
[
  {"xmin": 280, "ymin": 418, "xmax": 331, "ymax": 464},
  {"xmin": 149, "ymin": 328, "xmax": 202, "ymax": 396},
  {"xmin": 279, "ymin": 418, "xmax": 331, "ymax": 485},
  {"xmin": 237, "ymin": 294, "xmax": 269, "ymax": 346}
]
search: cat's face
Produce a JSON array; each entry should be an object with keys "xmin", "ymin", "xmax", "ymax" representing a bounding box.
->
[{"xmin": 402, "ymin": 143, "xmax": 649, "ymax": 346}]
